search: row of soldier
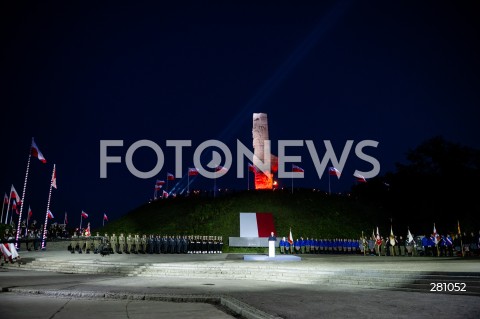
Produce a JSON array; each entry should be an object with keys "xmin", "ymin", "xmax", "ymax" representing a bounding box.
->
[
  {"xmin": 279, "ymin": 237, "xmax": 361, "ymax": 254},
  {"xmin": 68, "ymin": 233, "xmax": 223, "ymax": 255}
]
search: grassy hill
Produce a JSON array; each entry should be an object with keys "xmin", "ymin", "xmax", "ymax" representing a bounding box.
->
[{"xmin": 99, "ymin": 189, "xmax": 384, "ymax": 251}]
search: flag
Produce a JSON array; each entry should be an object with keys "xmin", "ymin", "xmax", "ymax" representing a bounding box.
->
[
  {"xmin": 162, "ymin": 190, "xmax": 169, "ymax": 198},
  {"xmin": 288, "ymin": 228, "xmax": 294, "ymax": 245},
  {"xmin": 390, "ymin": 225, "xmax": 394, "ymax": 237},
  {"xmin": 47, "ymin": 210, "xmax": 54, "ymax": 219},
  {"xmin": 240, "ymin": 212, "xmax": 276, "ymax": 237},
  {"xmin": 248, "ymin": 163, "xmax": 256, "ymax": 173},
  {"xmin": 329, "ymin": 167, "xmax": 341, "ymax": 177},
  {"xmin": 103, "ymin": 213, "xmax": 108, "ymax": 221},
  {"xmin": 12, "ymin": 200, "xmax": 19, "ymax": 214},
  {"xmin": 156, "ymin": 180, "xmax": 165, "ymax": 186},
  {"xmin": 10, "ymin": 185, "xmax": 21, "ymax": 205},
  {"xmin": 155, "ymin": 184, "xmax": 162, "ymax": 190},
  {"xmin": 433, "ymin": 223, "xmax": 439, "ymax": 244},
  {"xmin": 51, "ymin": 166, "xmax": 57, "ymax": 189},
  {"xmin": 167, "ymin": 173, "xmax": 175, "ymax": 181},
  {"xmin": 407, "ymin": 228, "xmax": 414, "ymax": 244},
  {"xmin": 188, "ymin": 167, "xmax": 199, "ymax": 176},
  {"xmin": 31, "ymin": 138, "xmax": 47, "ymax": 163},
  {"xmin": 354, "ymin": 172, "xmax": 367, "ymax": 183},
  {"xmin": 292, "ymin": 164, "xmax": 304, "ymax": 173},
  {"xmin": 375, "ymin": 227, "xmax": 382, "ymax": 245},
  {"xmin": 64, "ymin": 212, "xmax": 68, "ymax": 224},
  {"xmin": 457, "ymin": 220, "xmax": 461, "ymax": 235},
  {"xmin": 215, "ymin": 165, "xmax": 227, "ymax": 173},
  {"xmin": 85, "ymin": 223, "xmax": 91, "ymax": 237},
  {"xmin": 81, "ymin": 211, "xmax": 88, "ymax": 219},
  {"xmin": 3, "ymin": 193, "xmax": 8, "ymax": 205},
  {"xmin": 372, "ymin": 228, "xmax": 375, "ymax": 240},
  {"xmin": 28, "ymin": 206, "xmax": 33, "ymax": 220}
]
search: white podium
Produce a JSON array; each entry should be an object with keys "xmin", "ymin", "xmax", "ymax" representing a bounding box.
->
[{"xmin": 268, "ymin": 240, "xmax": 276, "ymax": 257}]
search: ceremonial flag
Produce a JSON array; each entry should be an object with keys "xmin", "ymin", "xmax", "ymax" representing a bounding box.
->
[
  {"xmin": 167, "ymin": 173, "xmax": 175, "ymax": 181},
  {"xmin": 64, "ymin": 212, "xmax": 68, "ymax": 224},
  {"xmin": 390, "ymin": 225, "xmax": 394, "ymax": 237},
  {"xmin": 28, "ymin": 206, "xmax": 33, "ymax": 220},
  {"xmin": 3, "ymin": 193, "xmax": 8, "ymax": 205},
  {"xmin": 81, "ymin": 211, "xmax": 88, "ymax": 219},
  {"xmin": 31, "ymin": 138, "xmax": 47, "ymax": 163},
  {"xmin": 354, "ymin": 173, "xmax": 367, "ymax": 183},
  {"xmin": 10, "ymin": 185, "xmax": 21, "ymax": 205},
  {"xmin": 85, "ymin": 223, "xmax": 91, "ymax": 237},
  {"xmin": 51, "ymin": 166, "xmax": 57, "ymax": 189},
  {"xmin": 292, "ymin": 164, "xmax": 304, "ymax": 173},
  {"xmin": 162, "ymin": 190, "xmax": 169, "ymax": 198},
  {"xmin": 457, "ymin": 220, "xmax": 461, "ymax": 235},
  {"xmin": 288, "ymin": 228, "xmax": 294, "ymax": 245},
  {"xmin": 433, "ymin": 223, "xmax": 439, "ymax": 244},
  {"xmin": 47, "ymin": 210, "xmax": 54, "ymax": 219},
  {"xmin": 329, "ymin": 167, "xmax": 341, "ymax": 177},
  {"xmin": 188, "ymin": 167, "xmax": 199, "ymax": 176},
  {"xmin": 215, "ymin": 165, "xmax": 228, "ymax": 173},
  {"xmin": 103, "ymin": 213, "xmax": 108, "ymax": 221},
  {"xmin": 12, "ymin": 200, "xmax": 19, "ymax": 214},
  {"xmin": 407, "ymin": 228, "xmax": 414, "ymax": 244},
  {"xmin": 156, "ymin": 180, "xmax": 165, "ymax": 186},
  {"xmin": 248, "ymin": 163, "xmax": 256, "ymax": 173}
]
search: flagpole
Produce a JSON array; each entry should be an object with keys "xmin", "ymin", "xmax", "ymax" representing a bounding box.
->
[
  {"xmin": 291, "ymin": 164, "xmax": 293, "ymax": 194},
  {"xmin": 41, "ymin": 164, "xmax": 55, "ymax": 250},
  {"xmin": 187, "ymin": 169, "xmax": 190, "ymax": 195},
  {"xmin": 328, "ymin": 172, "xmax": 331, "ymax": 195},
  {"xmin": 4, "ymin": 190, "xmax": 13, "ymax": 224},
  {"xmin": 0, "ymin": 198, "xmax": 5, "ymax": 225},
  {"xmin": 214, "ymin": 171, "xmax": 216, "ymax": 198},
  {"xmin": 25, "ymin": 207, "xmax": 29, "ymax": 237},
  {"xmin": 15, "ymin": 140, "xmax": 33, "ymax": 247},
  {"xmin": 9, "ymin": 204, "xmax": 14, "ymax": 225},
  {"xmin": 80, "ymin": 211, "xmax": 83, "ymax": 232},
  {"xmin": 103, "ymin": 216, "xmax": 105, "ymax": 227},
  {"xmin": 247, "ymin": 167, "xmax": 250, "ymax": 191}
]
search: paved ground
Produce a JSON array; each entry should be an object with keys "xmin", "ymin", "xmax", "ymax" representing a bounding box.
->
[{"xmin": 1, "ymin": 249, "xmax": 479, "ymax": 319}]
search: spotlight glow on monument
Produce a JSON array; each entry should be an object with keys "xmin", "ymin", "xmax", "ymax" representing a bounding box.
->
[{"xmin": 252, "ymin": 113, "xmax": 277, "ymax": 190}]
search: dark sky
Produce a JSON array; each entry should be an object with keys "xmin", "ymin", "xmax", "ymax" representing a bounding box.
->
[{"xmin": 1, "ymin": 1, "xmax": 479, "ymax": 229}]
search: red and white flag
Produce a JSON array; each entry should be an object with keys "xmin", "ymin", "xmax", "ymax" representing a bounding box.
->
[
  {"xmin": 28, "ymin": 206, "xmax": 33, "ymax": 220},
  {"xmin": 167, "ymin": 173, "xmax": 175, "ymax": 181},
  {"xmin": 215, "ymin": 165, "xmax": 228, "ymax": 173},
  {"xmin": 292, "ymin": 164, "xmax": 304, "ymax": 173},
  {"xmin": 155, "ymin": 184, "xmax": 162, "ymax": 190},
  {"xmin": 188, "ymin": 167, "xmax": 199, "ymax": 176},
  {"xmin": 239, "ymin": 212, "xmax": 276, "ymax": 237},
  {"xmin": 329, "ymin": 167, "xmax": 341, "ymax": 177},
  {"xmin": 354, "ymin": 173, "xmax": 367, "ymax": 183},
  {"xmin": 10, "ymin": 185, "xmax": 21, "ymax": 205},
  {"xmin": 3, "ymin": 193, "xmax": 8, "ymax": 205},
  {"xmin": 47, "ymin": 210, "xmax": 54, "ymax": 219},
  {"xmin": 51, "ymin": 166, "xmax": 57, "ymax": 189},
  {"xmin": 156, "ymin": 180, "xmax": 165, "ymax": 186},
  {"xmin": 288, "ymin": 228, "xmax": 294, "ymax": 245},
  {"xmin": 12, "ymin": 200, "xmax": 19, "ymax": 214},
  {"xmin": 433, "ymin": 223, "xmax": 440, "ymax": 244},
  {"xmin": 103, "ymin": 213, "xmax": 108, "ymax": 221},
  {"xmin": 81, "ymin": 211, "xmax": 88, "ymax": 219},
  {"xmin": 162, "ymin": 190, "xmax": 169, "ymax": 198},
  {"xmin": 31, "ymin": 138, "xmax": 47, "ymax": 163}
]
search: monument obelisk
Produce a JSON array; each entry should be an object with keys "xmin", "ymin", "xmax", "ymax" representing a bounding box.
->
[{"xmin": 252, "ymin": 113, "xmax": 273, "ymax": 189}]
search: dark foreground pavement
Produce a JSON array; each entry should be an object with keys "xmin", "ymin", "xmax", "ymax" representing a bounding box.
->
[{"xmin": 1, "ymin": 250, "xmax": 479, "ymax": 319}]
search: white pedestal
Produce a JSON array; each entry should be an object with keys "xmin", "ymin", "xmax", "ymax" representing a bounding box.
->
[{"xmin": 268, "ymin": 240, "xmax": 275, "ymax": 258}]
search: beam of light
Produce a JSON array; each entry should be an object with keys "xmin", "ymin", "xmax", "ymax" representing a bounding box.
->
[{"xmin": 218, "ymin": 1, "xmax": 352, "ymax": 142}]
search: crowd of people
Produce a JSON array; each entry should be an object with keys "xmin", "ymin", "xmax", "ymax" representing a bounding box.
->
[
  {"xmin": 277, "ymin": 230, "xmax": 480, "ymax": 257},
  {"xmin": 68, "ymin": 233, "xmax": 224, "ymax": 255}
]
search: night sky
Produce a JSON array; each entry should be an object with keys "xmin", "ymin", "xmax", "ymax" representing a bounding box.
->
[{"xmin": 1, "ymin": 1, "xmax": 479, "ymax": 229}]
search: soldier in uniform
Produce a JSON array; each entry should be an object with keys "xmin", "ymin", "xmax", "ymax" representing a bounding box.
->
[
  {"xmin": 132, "ymin": 234, "xmax": 139, "ymax": 254},
  {"xmin": 93, "ymin": 232, "xmax": 101, "ymax": 254},
  {"xmin": 126, "ymin": 234, "xmax": 133, "ymax": 254},
  {"xmin": 219, "ymin": 236, "xmax": 223, "ymax": 253},
  {"xmin": 279, "ymin": 236, "xmax": 286, "ymax": 254},
  {"xmin": 119, "ymin": 233, "xmax": 126, "ymax": 253},
  {"xmin": 140, "ymin": 234, "xmax": 147, "ymax": 254},
  {"xmin": 147, "ymin": 234, "xmax": 153, "ymax": 254},
  {"xmin": 110, "ymin": 233, "xmax": 119, "ymax": 254},
  {"xmin": 398, "ymin": 236, "xmax": 405, "ymax": 256}
]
